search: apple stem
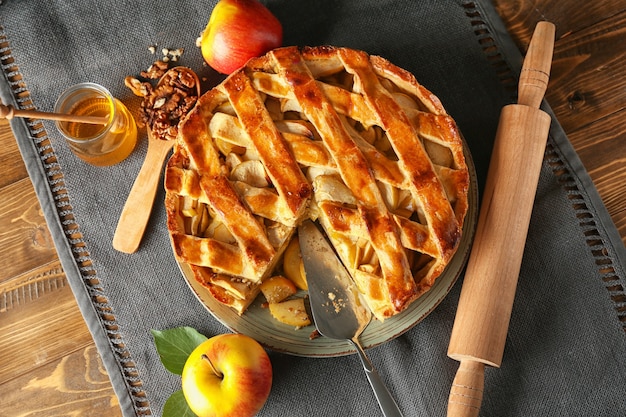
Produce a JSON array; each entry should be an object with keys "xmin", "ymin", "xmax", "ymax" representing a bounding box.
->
[{"xmin": 201, "ymin": 354, "xmax": 224, "ymax": 379}]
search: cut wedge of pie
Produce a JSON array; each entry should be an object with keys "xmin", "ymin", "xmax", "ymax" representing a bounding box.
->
[{"xmin": 165, "ymin": 46, "xmax": 470, "ymax": 321}]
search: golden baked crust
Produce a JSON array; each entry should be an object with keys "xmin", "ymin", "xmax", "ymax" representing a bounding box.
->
[{"xmin": 165, "ymin": 46, "xmax": 469, "ymax": 320}]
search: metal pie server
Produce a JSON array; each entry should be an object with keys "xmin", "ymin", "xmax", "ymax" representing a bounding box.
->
[{"xmin": 298, "ymin": 219, "xmax": 404, "ymax": 417}]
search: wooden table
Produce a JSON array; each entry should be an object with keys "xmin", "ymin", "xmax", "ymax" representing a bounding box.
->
[{"xmin": 1, "ymin": 1, "xmax": 624, "ymax": 415}]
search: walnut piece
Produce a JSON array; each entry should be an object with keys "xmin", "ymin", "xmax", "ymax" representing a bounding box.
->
[
  {"xmin": 124, "ymin": 76, "xmax": 152, "ymax": 97},
  {"xmin": 140, "ymin": 60, "xmax": 169, "ymax": 80}
]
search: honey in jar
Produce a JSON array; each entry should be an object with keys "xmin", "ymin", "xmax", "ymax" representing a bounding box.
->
[{"xmin": 55, "ymin": 83, "xmax": 137, "ymax": 166}]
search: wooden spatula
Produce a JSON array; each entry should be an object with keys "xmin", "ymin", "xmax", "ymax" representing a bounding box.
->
[{"xmin": 446, "ymin": 21, "xmax": 556, "ymax": 417}]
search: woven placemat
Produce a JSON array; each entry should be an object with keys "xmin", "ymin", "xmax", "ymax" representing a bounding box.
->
[{"xmin": 1, "ymin": 1, "xmax": 625, "ymax": 416}]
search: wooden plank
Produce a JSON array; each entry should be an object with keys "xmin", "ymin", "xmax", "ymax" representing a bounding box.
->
[
  {"xmin": 0, "ymin": 119, "xmax": 28, "ymax": 189},
  {"xmin": 0, "ymin": 261, "xmax": 96, "ymax": 382},
  {"xmin": 0, "ymin": 260, "xmax": 65, "ymax": 313},
  {"xmin": 0, "ymin": 344, "xmax": 121, "ymax": 417},
  {"xmin": 0, "ymin": 179, "xmax": 59, "ymax": 282},
  {"xmin": 567, "ymin": 110, "xmax": 626, "ymax": 244},
  {"xmin": 494, "ymin": 3, "xmax": 626, "ymax": 134},
  {"xmin": 546, "ymin": 10, "xmax": 626, "ymax": 133},
  {"xmin": 493, "ymin": 0, "xmax": 626, "ymax": 47}
]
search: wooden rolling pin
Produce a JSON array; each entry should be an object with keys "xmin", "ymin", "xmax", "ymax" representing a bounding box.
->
[{"xmin": 447, "ymin": 21, "xmax": 556, "ymax": 417}]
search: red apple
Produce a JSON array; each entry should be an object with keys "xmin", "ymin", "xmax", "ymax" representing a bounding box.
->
[
  {"xmin": 181, "ymin": 333, "xmax": 273, "ymax": 417},
  {"xmin": 200, "ymin": 0, "xmax": 283, "ymax": 74}
]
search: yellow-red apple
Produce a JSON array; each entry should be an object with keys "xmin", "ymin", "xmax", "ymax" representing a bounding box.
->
[
  {"xmin": 200, "ymin": 0, "xmax": 282, "ymax": 74},
  {"xmin": 181, "ymin": 333, "xmax": 272, "ymax": 417}
]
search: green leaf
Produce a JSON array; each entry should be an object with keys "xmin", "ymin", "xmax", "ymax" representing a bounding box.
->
[
  {"xmin": 163, "ymin": 389, "xmax": 196, "ymax": 417},
  {"xmin": 151, "ymin": 327, "xmax": 208, "ymax": 375}
]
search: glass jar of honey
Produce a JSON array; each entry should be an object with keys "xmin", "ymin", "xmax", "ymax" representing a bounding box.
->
[{"xmin": 54, "ymin": 82, "xmax": 137, "ymax": 166}]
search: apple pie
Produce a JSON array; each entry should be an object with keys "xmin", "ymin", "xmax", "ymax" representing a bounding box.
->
[{"xmin": 165, "ymin": 46, "xmax": 470, "ymax": 321}]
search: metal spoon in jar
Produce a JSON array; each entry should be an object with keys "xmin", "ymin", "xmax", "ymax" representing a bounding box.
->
[{"xmin": 113, "ymin": 66, "xmax": 200, "ymax": 253}]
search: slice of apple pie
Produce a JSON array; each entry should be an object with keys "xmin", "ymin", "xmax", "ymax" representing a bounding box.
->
[{"xmin": 165, "ymin": 46, "xmax": 470, "ymax": 321}]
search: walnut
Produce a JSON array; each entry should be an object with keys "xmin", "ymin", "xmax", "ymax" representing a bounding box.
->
[
  {"xmin": 126, "ymin": 53, "xmax": 199, "ymax": 140},
  {"xmin": 143, "ymin": 67, "xmax": 199, "ymax": 139}
]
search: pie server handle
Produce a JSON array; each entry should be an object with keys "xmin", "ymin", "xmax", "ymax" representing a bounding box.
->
[
  {"xmin": 446, "ymin": 21, "xmax": 555, "ymax": 417},
  {"xmin": 351, "ymin": 340, "xmax": 404, "ymax": 417}
]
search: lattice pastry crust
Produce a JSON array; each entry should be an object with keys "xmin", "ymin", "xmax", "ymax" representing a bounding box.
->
[{"xmin": 165, "ymin": 46, "xmax": 470, "ymax": 321}]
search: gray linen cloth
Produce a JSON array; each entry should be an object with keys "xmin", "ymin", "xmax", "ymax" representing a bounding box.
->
[{"xmin": 2, "ymin": 0, "xmax": 626, "ymax": 416}]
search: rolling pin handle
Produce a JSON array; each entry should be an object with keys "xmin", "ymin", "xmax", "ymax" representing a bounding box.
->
[
  {"xmin": 517, "ymin": 21, "xmax": 556, "ymax": 108},
  {"xmin": 447, "ymin": 360, "xmax": 485, "ymax": 417}
]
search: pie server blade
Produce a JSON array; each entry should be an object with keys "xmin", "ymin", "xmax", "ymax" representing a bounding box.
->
[{"xmin": 298, "ymin": 219, "xmax": 404, "ymax": 417}]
